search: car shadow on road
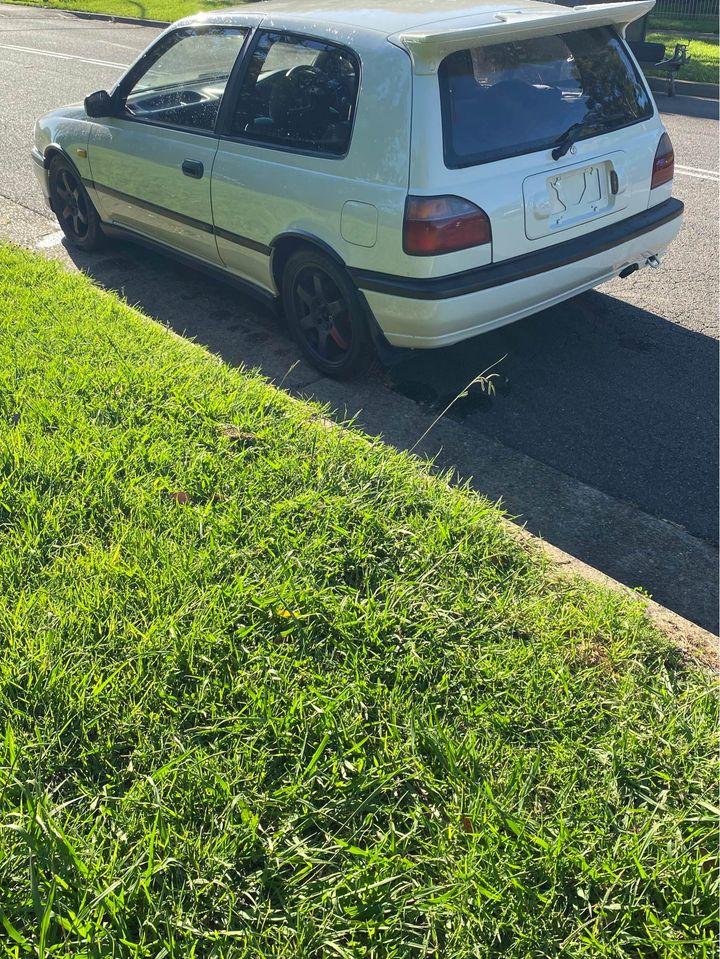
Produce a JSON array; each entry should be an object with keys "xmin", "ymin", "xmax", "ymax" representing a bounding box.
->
[
  {"xmin": 653, "ymin": 93, "xmax": 719, "ymax": 121},
  {"xmin": 386, "ymin": 286, "xmax": 719, "ymax": 544},
  {"xmin": 62, "ymin": 238, "xmax": 719, "ymax": 631}
]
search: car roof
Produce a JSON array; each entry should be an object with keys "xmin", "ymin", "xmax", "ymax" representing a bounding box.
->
[{"xmin": 189, "ymin": 0, "xmax": 562, "ymax": 39}]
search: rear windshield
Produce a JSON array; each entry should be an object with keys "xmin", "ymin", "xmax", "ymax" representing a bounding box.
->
[{"xmin": 439, "ymin": 26, "xmax": 653, "ymax": 168}]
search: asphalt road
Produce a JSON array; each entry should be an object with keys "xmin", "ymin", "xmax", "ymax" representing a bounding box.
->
[{"xmin": 1, "ymin": 4, "xmax": 718, "ymax": 629}]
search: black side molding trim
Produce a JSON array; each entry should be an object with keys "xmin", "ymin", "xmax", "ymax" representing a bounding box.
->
[
  {"xmin": 85, "ymin": 179, "xmax": 272, "ymax": 255},
  {"xmin": 214, "ymin": 226, "xmax": 271, "ymax": 256},
  {"xmin": 90, "ymin": 180, "xmax": 214, "ymax": 235},
  {"xmin": 100, "ymin": 221, "xmax": 279, "ymax": 311},
  {"xmin": 350, "ymin": 198, "xmax": 684, "ymax": 301}
]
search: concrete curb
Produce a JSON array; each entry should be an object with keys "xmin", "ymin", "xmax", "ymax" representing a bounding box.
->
[
  {"xmin": 647, "ymin": 75, "xmax": 720, "ymax": 100},
  {"xmin": 514, "ymin": 530, "xmax": 719, "ymax": 671},
  {"xmin": 55, "ymin": 8, "xmax": 169, "ymax": 27},
  {"xmin": 10, "ymin": 2, "xmax": 261, "ymax": 28},
  {"xmin": 309, "ymin": 397, "xmax": 718, "ymax": 670},
  {"xmin": 1, "ymin": 3, "xmax": 169, "ymax": 26}
]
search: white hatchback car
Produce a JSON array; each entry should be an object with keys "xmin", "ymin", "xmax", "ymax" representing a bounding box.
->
[{"xmin": 33, "ymin": 0, "xmax": 683, "ymax": 378}]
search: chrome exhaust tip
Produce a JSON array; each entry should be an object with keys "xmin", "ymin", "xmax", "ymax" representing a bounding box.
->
[{"xmin": 647, "ymin": 255, "xmax": 661, "ymax": 269}]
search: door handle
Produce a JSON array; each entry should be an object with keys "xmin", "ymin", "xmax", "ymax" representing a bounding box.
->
[{"xmin": 182, "ymin": 159, "xmax": 204, "ymax": 179}]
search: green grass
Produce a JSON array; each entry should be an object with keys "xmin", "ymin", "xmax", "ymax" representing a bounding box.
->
[
  {"xmin": 0, "ymin": 242, "xmax": 717, "ymax": 957},
  {"xmin": 3, "ymin": 0, "xmax": 228, "ymax": 23},
  {"xmin": 649, "ymin": 14, "xmax": 719, "ymax": 37},
  {"xmin": 5, "ymin": 0, "xmax": 720, "ymax": 37},
  {"xmin": 7, "ymin": 0, "xmax": 720, "ymax": 34},
  {"xmin": 645, "ymin": 31, "xmax": 719, "ymax": 84}
]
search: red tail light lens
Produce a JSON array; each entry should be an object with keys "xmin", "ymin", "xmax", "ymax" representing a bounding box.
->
[
  {"xmin": 403, "ymin": 195, "xmax": 491, "ymax": 256},
  {"xmin": 651, "ymin": 132, "xmax": 674, "ymax": 189}
]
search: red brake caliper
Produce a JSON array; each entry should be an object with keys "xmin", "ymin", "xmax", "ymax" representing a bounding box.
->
[{"xmin": 329, "ymin": 325, "xmax": 349, "ymax": 350}]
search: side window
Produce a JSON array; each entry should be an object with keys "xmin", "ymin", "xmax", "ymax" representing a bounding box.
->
[
  {"xmin": 230, "ymin": 31, "xmax": 359, "ymax": 156},
  {"xmin": 123, "ymin": 26, "xmax": 248, "ymax": 132}
]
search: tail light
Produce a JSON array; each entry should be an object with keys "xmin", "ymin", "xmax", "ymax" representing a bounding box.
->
[
  {"xmin": 403, "ymin": 195, "xmax": 491, "ymax": 256},
  {"xmin": 651, "ymin": 132, "xmax": 674, "ymax": 189}
]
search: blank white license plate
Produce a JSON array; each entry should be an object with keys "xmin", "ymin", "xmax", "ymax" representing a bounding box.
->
[{"xmin": 523, "ymin": 154, "xmax": 628, "ymax": 240}]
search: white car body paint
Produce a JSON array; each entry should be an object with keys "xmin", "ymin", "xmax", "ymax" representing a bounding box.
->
[{"xmin": 33, "ymin": 0, "xmax": 683, "ymax": 351}]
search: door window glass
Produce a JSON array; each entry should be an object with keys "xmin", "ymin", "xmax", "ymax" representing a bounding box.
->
[
  {"xmin": 230, "ymin": 31, "xmax": 359, "ymax": 156},
  {"xmin": 124, "ymin": 26, "xmax": 248, "ymax": 132}
]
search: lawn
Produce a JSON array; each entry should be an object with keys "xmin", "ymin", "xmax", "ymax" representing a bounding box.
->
[
  {"xmin": 649, "ymin": 14, "xmax": 719, "ymax": 37},
  {"xmin": 0, "ymin": 243, "xmax": 717, "ymax": 957},
  {"xmin": 645, "ymin": 31, "xmax": 719, "ymax": 84},
  {"xmin": 4, "ymin": 0, "xmax": 720, "ymax": 45},
  {"xmin": 3, "ymin": 0, "xmax": 225, "ymax": 23}
]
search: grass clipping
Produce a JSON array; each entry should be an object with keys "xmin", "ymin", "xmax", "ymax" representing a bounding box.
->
[{"xmin": 0, "ymin": 244, "xmax": 716, "ymax": 957}]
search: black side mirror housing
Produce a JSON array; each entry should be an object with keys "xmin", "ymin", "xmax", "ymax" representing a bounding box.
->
[{"xmin": 84, "ymin": 90, "xmax": 117, "ymax": 119}]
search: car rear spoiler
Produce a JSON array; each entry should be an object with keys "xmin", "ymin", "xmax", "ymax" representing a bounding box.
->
[{"xmin": 390, "ymin": 0, "xmax": 655, "ymax": 73}]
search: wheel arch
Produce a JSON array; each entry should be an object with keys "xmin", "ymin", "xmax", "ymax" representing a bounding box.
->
[
  {"xmin": 270, "ymin": 229, "xmax": 396, "ymax": 363},
  {"xmin": 43, "ymin": 146, "xmax": 87, "ymax": 217},
  {"xmin": 269, "ymin": 231, "xmax": 347, "ymax": 294},
  {"xmin": 42, "ymin": 144, "xmax": 79, "ymax": 172}
]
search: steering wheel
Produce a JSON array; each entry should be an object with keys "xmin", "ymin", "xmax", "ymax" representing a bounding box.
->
[
  {"xmin": 271, "ymin": 65, "xmax": 333, "ymax": 135},
  {"xmin": 284, "ymin": 65, "xmax": 327, "ymax": 103}
]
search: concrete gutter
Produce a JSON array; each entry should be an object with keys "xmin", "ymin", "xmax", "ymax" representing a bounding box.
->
[
  {"xmin": 647, "ymin": 75, "xmax": 720, "ymax": 100},
  {"xmin": 22, "ymin": 3, "xmax": 261, "ymax": 28},
  {"xmin": 55, "ymin": 8, "xmax": 170, "ymax": 27},
  {"xmin": 311, "ymin": 408, "xmax": 718, "ymax": 671}
]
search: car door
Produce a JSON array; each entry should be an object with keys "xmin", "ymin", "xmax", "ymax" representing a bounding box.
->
[
  {"xmin": 87, "ymin": 24, "xmax": 249, "ymax": 264},
  {"xmin": 210, "ymin": 30, "xmax": 364, "ymax": 292}
]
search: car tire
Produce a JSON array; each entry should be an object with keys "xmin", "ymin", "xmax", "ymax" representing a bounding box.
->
[
  {"xmin": 282, "ymin": 248, "xmax": 374, "ymax": 380},
  {"xmin": 48, "ymin": 155, "xmax": 105, "ymax": 252}
]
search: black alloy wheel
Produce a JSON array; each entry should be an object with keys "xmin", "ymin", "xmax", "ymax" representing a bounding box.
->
[
  {"xmin": 55, "ymin": 166, "xmax": 90, "ymax": 240},
  {"xmin": 49, "ymin": 156, "xmax": 104, "ymax": 251},
  {"xmin": 282, "ymin": 249, "xmax": 373, "ymax": 379},
  {"xmin": 294, "ymin": 266, "xmax": 354, "ymax": 365}
]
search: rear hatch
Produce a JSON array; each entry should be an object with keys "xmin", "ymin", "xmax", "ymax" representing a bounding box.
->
[{"xmin": 396, "ymin": 2, "xmax": 663, "ymax": 264}]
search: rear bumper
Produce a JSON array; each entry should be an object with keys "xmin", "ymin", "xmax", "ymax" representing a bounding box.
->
[{"xmin": 354, "ymin": 198, "xmax": 684, "ymax": 348}]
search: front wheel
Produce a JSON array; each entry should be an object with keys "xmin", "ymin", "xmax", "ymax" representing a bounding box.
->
[
  {"xmin": 48, "ymin": 156, "xmax": 105, "ymax": 251},
  {"xmin": 282, "ymin": 249, "xmax": 374, "ymax": 380}
]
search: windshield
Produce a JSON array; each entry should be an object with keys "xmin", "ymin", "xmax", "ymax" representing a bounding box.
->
[{"xmin": 439, "ymin": 26, "xmax": 653, "ymax": 168}]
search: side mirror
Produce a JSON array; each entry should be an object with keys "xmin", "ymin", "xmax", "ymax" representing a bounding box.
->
[{"xmin": 84, "ymin": 90, "xmax": 117, "ymax": 119}]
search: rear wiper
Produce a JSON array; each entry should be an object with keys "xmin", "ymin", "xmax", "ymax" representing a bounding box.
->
[
  {"xmin": 551, "ymin": 121, "xmax": 586, "ymax": 160},
  {"xmin": 551, "ymin": 113, "xmax": 627, "ymax": 161}
]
